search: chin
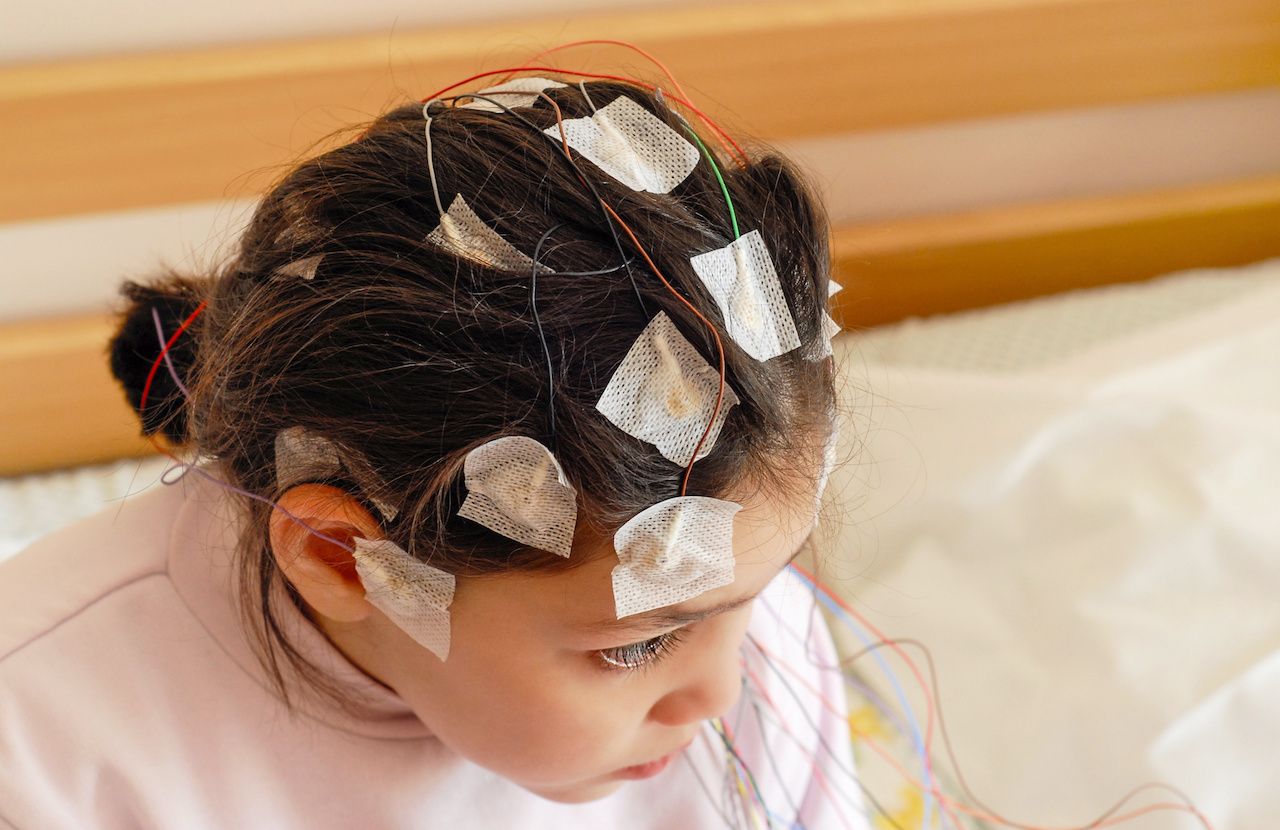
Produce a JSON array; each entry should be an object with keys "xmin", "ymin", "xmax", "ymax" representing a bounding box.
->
[{"xmin": 523, "ymin": 778, "xmax": 627, "ymax": 804}]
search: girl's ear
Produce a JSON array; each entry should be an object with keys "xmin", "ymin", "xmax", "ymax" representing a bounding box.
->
[{"xmin": 269, "ymin": 484, "xmax": 383, "ymax": 623}]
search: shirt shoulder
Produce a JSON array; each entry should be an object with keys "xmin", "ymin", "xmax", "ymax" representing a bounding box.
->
[{"xmin": 0, "ymin": 477, "xmax": 185, "ymax": 663}]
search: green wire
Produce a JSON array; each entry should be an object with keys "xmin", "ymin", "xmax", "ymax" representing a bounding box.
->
[
  {"xmin": 711, "ymin": 717, "xmax": 771, "ymax": 824},
  {"xmin": 683, "ymin": 123, "xmax": 740, "ymax": 240}
]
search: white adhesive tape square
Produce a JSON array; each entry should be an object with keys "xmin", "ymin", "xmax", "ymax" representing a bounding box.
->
[
  {"xmin": 427, "ymin": 194, "xmax": 541, "ymax": 272},
  {"xmin": 459, "ymin": 77, "xmax": 567, "ymax": 112},
  {"xmin": 543, "ymin": 96, "xmax": 699, "ymax": 194},
  {"xmin": 274, "ymin": 426, "xmax": 342, "ymax": 490},
  {"xmin": 353, "ymin": 538, "xmax": 456, "ymax": 661},
  {"xmin": 612, "ymin": 496, "xmax": 742, "ymax": 618},
  {"xmin": 805, "ymin": 275, "xmax": 844, "ymax": 360},
  {"xmin": 457, "ymin": 436, "xmax": 578, "ymax": 557},
  {"xmin": 690, "ymin": 229, "xmax": 801, "ymax": 362},
  {"xmin": 274, "ymin": 253, "xmax": 324, "ymax": 281},
  {"xmin": 596, "ymin": 311, "xmax": 740, "ymax": 467}
]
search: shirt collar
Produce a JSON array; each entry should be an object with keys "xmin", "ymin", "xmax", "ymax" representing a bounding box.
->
[{"xmin": 166, "ymin": 467, "xmax": 432, "ymax": 740}]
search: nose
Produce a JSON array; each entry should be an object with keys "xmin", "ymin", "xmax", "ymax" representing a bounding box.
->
[{"xmin": 647, "ymin": 650, "xmax": 743, "ymax": 728}]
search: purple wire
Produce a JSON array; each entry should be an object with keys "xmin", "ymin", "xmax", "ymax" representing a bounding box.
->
[
  {"xmin": 164, "ymin": 459, "xmax": 358, "ymax": 553},
  {"xmin": 758, "ymin": 590, "xmax": 913, "ymax": 738},
  {"xmin": 150, "ymin": 306, "xmax": 354, "ymax": 553},
  {"xmin": 151, "ymin": 305, "xmax": 191, "ymax": 398}
]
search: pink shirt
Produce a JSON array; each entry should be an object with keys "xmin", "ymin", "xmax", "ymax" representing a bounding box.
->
[{"xmin": 0, "ymin": 471, "xmax": 864, "ymax": 829}]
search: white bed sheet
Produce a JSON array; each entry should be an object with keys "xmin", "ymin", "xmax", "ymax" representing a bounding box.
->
[{"xmin": 824, "ymin": 257, "xmax": 1280, "ymax": 829}]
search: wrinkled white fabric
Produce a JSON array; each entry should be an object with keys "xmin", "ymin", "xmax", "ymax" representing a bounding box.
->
[
  {"xmin": 825, "ymin": 272, "xmax": 1280, "ymax": 830},
  {"xmin": 596, "ymin": 311, "xmax": 740, "ymax": 467},
  {"xmin": 427, "ymin": 194, "xmax": 540, "ymax": 272}
]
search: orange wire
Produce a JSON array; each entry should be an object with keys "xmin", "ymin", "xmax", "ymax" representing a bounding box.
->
[
  {"xmin": 791, "ymin": 561, "xmax": 939, "ymax": 761},
  {"xmin": 534, "ymin": 91, "xmax": 727, "ymax": 498},
  {"xmin": 754, "ymin": 636, "xmax": 1215, "ymax": 830},
  {"xmin": 516, "ymin": 39, "xmax": 693, "ymax": 104},
  {"xmin": 422, "ymin": 65, "xmax": 748, "ymax": 165}
]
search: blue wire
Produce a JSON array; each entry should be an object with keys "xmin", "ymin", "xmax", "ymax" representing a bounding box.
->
[{"xmin": 787, "ymin": 565, "xmax": 939, "ymax": 830}]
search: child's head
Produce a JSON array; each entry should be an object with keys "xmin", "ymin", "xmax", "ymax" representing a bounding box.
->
[{"xmin": 111, "ymin": 76, "xmax": 839, "ymax": 802}]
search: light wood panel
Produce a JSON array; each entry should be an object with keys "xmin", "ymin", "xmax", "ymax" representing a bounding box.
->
[
  {"xmin": 3, "ymin": 0, "xmax": 1278, "ymax": 223},
  {"xmin": 831, "ymin": 174, "xmax": 1280, "ymax": 327},
  {"xmin": 0, "ymin": 314, "xmax": 153, "ymax": 475},
  {"xmin": 6, "ymin": 173, "xmax": 1276, "ymax": 474}
]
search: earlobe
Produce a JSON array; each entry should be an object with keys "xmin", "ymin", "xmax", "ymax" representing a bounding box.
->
[{"xmin": 269, "ymin": 484, "xmax": 383, "ymax": 623}]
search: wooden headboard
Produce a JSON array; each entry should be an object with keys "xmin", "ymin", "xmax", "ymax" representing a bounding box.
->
[{"xmin": 2, "ymin": 0, "xmax": 1278, "ymax": 474}]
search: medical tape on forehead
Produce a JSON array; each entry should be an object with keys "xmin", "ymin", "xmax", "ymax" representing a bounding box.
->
[
  {"xmin": 690, "ymin": 229, "xmax": 801, "ymax": 362},
  {"xmin": 426, "ymin": 193, "xmax": 545, "ymax": 273},
  {"xmin": 612, "ymin": 496, "xmax": 742, "ymax": 619},
  {"xmin": 596, "ymin": 311, "xmax": 740, "ymax": 467},
  {"xmin": 274, "ymin": 426, "xmax": 400, "ymax": 522},
  {"xmin": 456, "ymin": 436, "xmax": 577, "ymax": 557},
  {"xmin": 458, "ymin": 76, "xmax": 567, "ymax": 112},
  {"xmin": 543, "ymin": 96, "xmax": 700, "ymax": 194},
  {"xmin": 352, "ymin": 538, "xmax": 455, "ymax": 661}
]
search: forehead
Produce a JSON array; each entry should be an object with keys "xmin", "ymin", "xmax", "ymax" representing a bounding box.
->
[{"xmin": 455, "ymin": 487, "xmax": 816, "ymax": 638}]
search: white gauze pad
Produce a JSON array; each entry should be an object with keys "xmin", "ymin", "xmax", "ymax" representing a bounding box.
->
[
  {"xmin": 274, "ymin": 427, "xmax": 400, "ymax": 521},
  {"xmin": 352, "ymin": 538, "xmax": 456, "ymax": 661},
  {"xmin": 274, "ymin": 253, "xmax": 323, "ymax": 281},
  {"xmin": 274, "ymin": 426, "xmax": 342, "ymax": 490},
  {"xmin": 456, "ymin": 436, "xmax": 578, "ymax": 557},
  {"xmin": 596, "ymin": 311, "xmax": 740, "ymax": 467},
  {"xmin": 543, "ymin": 96, "xmax": 699, "ymax": 193},
  {"xmin": 690, "ymin": 229, "xmax": 801, "ymax": 361},
  {"xmin": 427, "ymin": 194, "xmax": 542, "ymax": 272},
  {"xmin": 459, "ymin": 77, "xmax": 567, "ymax": 112},
  {"xmin": 612, "ymin": 496, "xmax": 742, "ymax": 618},
  {"xmin": 807, "ymin": 277, "xmax": 844, "ymax": 360}
]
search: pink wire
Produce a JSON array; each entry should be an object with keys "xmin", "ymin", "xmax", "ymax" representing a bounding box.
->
[{"xmin": 151, "ymin": 305, "xmax": 191, "ymax": 398}]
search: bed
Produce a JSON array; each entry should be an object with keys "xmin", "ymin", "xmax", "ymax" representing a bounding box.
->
[{"xmin": 2, "ymin": 1, "xmax": 1278, "ymax": 827}]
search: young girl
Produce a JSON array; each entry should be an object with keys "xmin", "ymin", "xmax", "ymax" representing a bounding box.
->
[{"xmin": 0, "ymin": 67, "xmax": 861, "ymax": 828}]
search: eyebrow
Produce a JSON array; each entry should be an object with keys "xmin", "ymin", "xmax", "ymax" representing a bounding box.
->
[{"xmin": 586, "ymin": 527, "xmax": 815, "ymax": 636}]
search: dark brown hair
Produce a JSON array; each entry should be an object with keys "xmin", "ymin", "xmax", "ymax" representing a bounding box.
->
[{"xmin": 109, "ymin": 77, "xmax": 839, "ymax": 707}]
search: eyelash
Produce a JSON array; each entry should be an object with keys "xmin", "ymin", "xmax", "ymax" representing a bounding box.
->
[{"xmin": 597, "ymin": 628, "xmax": 688, "ymax": 673}]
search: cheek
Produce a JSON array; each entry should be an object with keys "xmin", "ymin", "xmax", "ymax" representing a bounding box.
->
[{"xmin": 385, "ymin": 627, "xmax": 654, "ymax": 786}]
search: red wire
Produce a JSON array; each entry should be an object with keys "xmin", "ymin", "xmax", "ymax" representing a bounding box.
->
[
  {"xmin": 421, "ymin": 65, "xmax": 748, "ymax": 165},
  {"xmin": 509, "ymin": 39, "xmax": 693, "ymax": 106},
  {"xmin": 138, "ymin": 300, "xmax": 207, "ymax": 423},
  {"xmin": 534, "ymin": 91, "xmax": 726, "ymax": 498}
]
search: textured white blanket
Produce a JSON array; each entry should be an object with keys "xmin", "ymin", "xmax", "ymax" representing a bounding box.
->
[{"xmin": 824, "ymin": 257, "xmax": 1280, "ymax": 829}]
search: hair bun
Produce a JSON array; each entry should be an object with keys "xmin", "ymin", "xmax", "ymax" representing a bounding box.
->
[{"xmin": 108, "ymin": 272, "xmax": 205, "ymax": 445}]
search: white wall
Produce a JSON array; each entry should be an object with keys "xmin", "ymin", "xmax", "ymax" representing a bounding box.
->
[
  {"xmin": 0, "ymin": 0, "xmax": 689, "ymax": 64},
  {"xmin": 2, "ymin": 1, "xmax": 1278, "ymax": 321}
]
